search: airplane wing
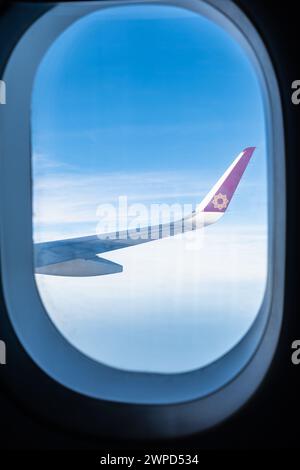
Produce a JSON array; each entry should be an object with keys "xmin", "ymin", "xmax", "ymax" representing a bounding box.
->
[{"xmin": 34, "ymin": 147, "xmax": 255, "ymax": 276}]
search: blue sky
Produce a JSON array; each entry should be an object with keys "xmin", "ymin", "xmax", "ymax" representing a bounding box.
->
[{"xmin": 32, "ymin": 4, "xmax": 268, "ymax": 373}]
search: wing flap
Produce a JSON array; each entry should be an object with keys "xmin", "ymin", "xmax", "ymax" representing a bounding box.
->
[{"xmin": 35, "ymin": 256, "xmax": 123, "ymax": 277}]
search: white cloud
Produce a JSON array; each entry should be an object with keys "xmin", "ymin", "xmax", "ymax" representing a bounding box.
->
[
  {"xmin": 32, "ymin": 159, "xmax": 265, "ymax": 241},
  {"xmin": 36, "ymin": 225, "xmax": 267, "ymax": 373},
  {"xmin": 32, "ymin": 152, "xmax": 76, "ymax": 172},
  {"xmin": 33, "ymin": 168, "xmax": 210, "ymax": 238},
  {"xmin": 32, "ymin": 153, "xmax": 268, "ymax": 373}
]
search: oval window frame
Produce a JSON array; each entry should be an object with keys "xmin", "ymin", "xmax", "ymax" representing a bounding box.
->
[{"xmin": 0, "ymin": 0, "xmax": 285, "ymax": 438}]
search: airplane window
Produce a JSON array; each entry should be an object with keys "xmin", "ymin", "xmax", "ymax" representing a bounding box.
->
[{"xmin": 32, "ymin": 4, "xmax": 267, "ymax": 374}]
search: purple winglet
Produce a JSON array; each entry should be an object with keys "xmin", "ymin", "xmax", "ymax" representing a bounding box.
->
[{"xmin": 203, "ymin": 147, "xmax": 256, "ymax": 213}]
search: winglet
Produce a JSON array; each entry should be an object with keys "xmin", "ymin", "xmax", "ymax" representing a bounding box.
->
[{"xmin": 198, "ymin": 147, "xmax": 256, "ymax": 213}]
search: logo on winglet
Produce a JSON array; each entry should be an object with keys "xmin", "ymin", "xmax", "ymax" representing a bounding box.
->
[{"xmin": 212, "ymin": 193, "xmax": 229, "ymax": 211}]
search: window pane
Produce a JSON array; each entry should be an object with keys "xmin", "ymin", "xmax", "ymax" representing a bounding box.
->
[{"xmin": 32, "ymin": 4, "xmax": 268, "ymax": 374}]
